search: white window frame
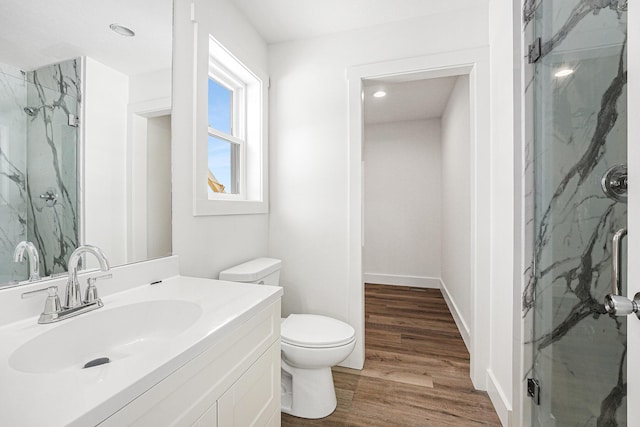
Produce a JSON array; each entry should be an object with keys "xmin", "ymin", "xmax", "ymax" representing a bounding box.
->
[{"xmin": 192, "ymin": 32, "xmax": 268, "ymax": 216}]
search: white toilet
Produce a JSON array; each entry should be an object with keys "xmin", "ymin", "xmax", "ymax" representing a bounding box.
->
[{"xmin": 219, "ymin": 257, "xmax": 356, "ymax": 419}]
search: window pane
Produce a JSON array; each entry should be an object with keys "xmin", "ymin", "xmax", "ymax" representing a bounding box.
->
[
  {"xmin": 208, "ymin": 135, "xmax": 238, "ymax": 195},
  {"xmin": 208, "ymin": 78, "xmax": 232, "ymax": 134}
]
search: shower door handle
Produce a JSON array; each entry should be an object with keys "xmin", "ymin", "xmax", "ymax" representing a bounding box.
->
[
  {"xmin": 611, "ymin": 228, "xmax": 627, "ymax": 295},
  {"xmin": 604, "ymin": 227, "xmax": 640, "ymax": 318}
]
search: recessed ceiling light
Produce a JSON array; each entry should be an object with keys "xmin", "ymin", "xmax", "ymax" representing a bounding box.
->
[
  {"xmin": 373, "ymin": 91, "xmax": 386, "ymax": 98},
  {"xmin": 109, "ymin": 23, "xmax": 135, "ymax": 37},
  {"xmin": 554, "ymin": 68, "xmax": 574, "ymax": 78}
]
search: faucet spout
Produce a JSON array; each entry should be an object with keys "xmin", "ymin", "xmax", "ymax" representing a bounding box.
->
[
  {"xmin": 65, "ymin": 245, "xmax": 110, "ymax": 308},
  {"xmin": 13, "ymin": 241, "xmax": 40, "ymax": 281}
]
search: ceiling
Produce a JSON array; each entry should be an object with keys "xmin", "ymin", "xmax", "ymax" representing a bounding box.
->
[
  {"xmin": 230, "ymin": 0, "xmax": 481, "ymax": 44},
  {"xmin": 0, "ymin": 0, "xmax": 475, "ymax": 77},
  {"xmin": 1, "ymin": 0, "xmax": 462, "ymax": 118},
  {"xmin": 364, "ymin": 76, "xmax": 457, "ymax": 125},
  {"xmin": 0, "ymin": 0, "xmax": 172, "ymax": 76}
]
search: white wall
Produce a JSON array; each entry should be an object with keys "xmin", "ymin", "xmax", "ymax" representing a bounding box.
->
[
  {"xmin": 440, "ymin": 76, "xmax": 471, "ymax": 344},
  {"xmin": 83, "ymin": 57, "xmax": 128, "ymax": 267},
  {"xmin": 146, "ymin": 115, "xmax": 172, "ymax": 259},
  {"xmin": 129, "ymin": 68, "xmax": 172, "ymax": 104},
  {"xmin": 172, "ymin": 0, "xmax": 269, "ymax": 278},
  {"xmin": 488, "ymin": 0, "xmax": 516, "ymax": 424},
  {"xmin": 363, "ymin": 119, "xmax": 441, "ymax": 287},
  {"xmin": 268, "ymin": 5, "xmax": 489, "ymax": 363}
]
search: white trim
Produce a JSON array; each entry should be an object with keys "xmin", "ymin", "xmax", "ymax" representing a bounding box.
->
[
  {"xmin": 345, "ymin": 47, "xmax": 491, "ymax": 388},
  {"xmin": 487, "ymin": 368, "xmax": 513, "ymax": 427},
  {"xmin": 440, "ymin": 278, "xmax": 471, "ymax": 350},
  {"xmin": 512, "ymin": 2, "xmax": 528, "ymax": 425},
  {"xmin": 126, "ymin": 97, "xmax": 172, "ymax": 264},
  {"xmin": 363, "ymin": 273, "xmax": 440, "ymax": 289}
]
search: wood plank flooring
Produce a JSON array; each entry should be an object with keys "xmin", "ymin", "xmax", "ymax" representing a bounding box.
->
[{"xmin": 281, "ymin": 284, "xmax": 501, "ymax": 426}]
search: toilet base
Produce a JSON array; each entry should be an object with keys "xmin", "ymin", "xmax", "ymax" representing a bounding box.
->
[{"xmin": 280, "ymin": 360, "xmax": 337, "ymax": 419}]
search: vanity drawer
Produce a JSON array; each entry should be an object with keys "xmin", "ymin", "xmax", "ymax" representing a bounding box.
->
[{"xmin": 100, "ymin": 300, "xmax": 280, "ymax": 426}]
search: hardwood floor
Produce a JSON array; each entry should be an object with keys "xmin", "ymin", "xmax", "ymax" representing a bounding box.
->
[{"xmin": 281, "ymin": 284, "xmax": 501, "ymax": 426}]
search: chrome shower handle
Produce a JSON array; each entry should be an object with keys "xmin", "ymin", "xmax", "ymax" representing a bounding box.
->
[
  {"xmin": 604, "ymin": 228, "xmax": 640, "ymax": 318},
  {"xmin": 611, "ymin": 228, "xmax": 627, "ymax": 295}
]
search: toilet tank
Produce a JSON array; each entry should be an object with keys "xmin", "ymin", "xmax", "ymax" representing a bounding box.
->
[{"xmin": 218, "ymin": 257, "xmax": 282, "ymax": 286}]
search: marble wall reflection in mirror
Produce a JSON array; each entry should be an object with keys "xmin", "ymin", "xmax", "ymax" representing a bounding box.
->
[{"xmin": 0, "ymin": 0, "xmax": 173, "ymax": 287}]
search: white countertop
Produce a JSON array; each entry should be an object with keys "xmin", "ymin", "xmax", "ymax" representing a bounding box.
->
[{"xmin": 0, "ymin": 275, "xmax": 282, "ymax": 426}]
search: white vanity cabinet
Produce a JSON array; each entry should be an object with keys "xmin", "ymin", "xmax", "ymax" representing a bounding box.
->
[{"xmin": 100, "ymin": 301, "xmax": 281, "ymax": 427}]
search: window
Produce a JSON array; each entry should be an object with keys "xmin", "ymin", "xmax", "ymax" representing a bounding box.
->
[
  {"xmin": 207, "ymin": 74, "xmax": 242, "ymax": 196},
  {"xmin": 193, "ymin": 35, "xmax": 268, "ymax": 215}
]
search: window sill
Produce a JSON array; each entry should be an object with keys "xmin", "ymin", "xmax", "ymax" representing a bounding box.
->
[{"xmin": 193, "ymin": 198, "xmax": 267, "ymax": 216}]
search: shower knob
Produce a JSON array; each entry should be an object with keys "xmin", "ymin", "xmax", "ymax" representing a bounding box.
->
[
  {"xmin": 39, "ymin": 188, "xmax": 59, "ymax": 207},
  {"xmin": 601, "ymin": 164, "xmax": 627, "ymax": 202}
]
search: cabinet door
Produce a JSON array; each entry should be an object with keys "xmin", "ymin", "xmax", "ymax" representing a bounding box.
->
[
  {"xmin": 218, "ymin": 341, "xmax": 280, "ymax": 426},
  {"xmin": 192, "ymin": 403, "xmax": 217, "ymax": 427}
]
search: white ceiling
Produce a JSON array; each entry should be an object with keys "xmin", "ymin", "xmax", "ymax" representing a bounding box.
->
[
  {"xmin": 227, "ymin": 1, "xmax": 467, "ymax": 124},
  {"xmin": 364, "ymin": 76, "xmax": 457, "ymax": 125},
  {"xmin": 0, "ymin": 0, "xmax": 172, "ymax": 76},
  {"xmin": 1, "ymin": 0, "xmax": 462, "ymax": 120},
  {"xmin": 230, "ymin": 0, "xmax": 481, "ymax": 44}
]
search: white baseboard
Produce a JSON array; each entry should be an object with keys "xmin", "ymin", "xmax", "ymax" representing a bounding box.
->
[
  {"xmin": 363, "ymin": 273, "xmax": 440, "ymax": 289},
  {"xmin": 439, "ymin": 278, "xmax": 471, "ymax": 351},
  {"xmin": 486, "ymin": 369, "xmax": 512, "ymax": 427}
]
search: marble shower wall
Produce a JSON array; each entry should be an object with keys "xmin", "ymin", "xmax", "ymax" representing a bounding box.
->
[
  {"xmin": 25, "ymin": 59, "xmax": 80, "ymax": 278},
  {"xmin": 0, "ymin": 64, "xmax": 28, "ymax": 284},
  {"xmin": 523, "ymin": 1, "xmax": 628, "ymax": 426},
  {"xmin": 0, "ymin": 59, "xmax": 80, "ymax": 285}
]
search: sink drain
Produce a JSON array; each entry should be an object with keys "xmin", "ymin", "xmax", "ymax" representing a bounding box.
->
[{"xmin": 83, "ymin": 357, "xmax": 111, "ymax": 369}]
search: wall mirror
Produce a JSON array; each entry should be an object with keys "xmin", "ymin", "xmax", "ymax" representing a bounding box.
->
[{"xmin": 0, "ymin": 0, "xmax": 173, "ymax": 287}]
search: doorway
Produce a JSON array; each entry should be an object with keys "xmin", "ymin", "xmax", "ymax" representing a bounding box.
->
[
  {"xmin": 362, "ymin": 74, "xmax": 472, "ymax": 350},
  {"xmin": 127, "ymin": 101, "xmax": 172, "ymax": 264},
  {"xmin": 346, "ymin": 47, "xmax": 491, "ymax": 389}
]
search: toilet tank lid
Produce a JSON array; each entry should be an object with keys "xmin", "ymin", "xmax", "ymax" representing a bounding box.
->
[{"xmin": 219, "ymin": 257, "xmax": 282, "ymax": 282}]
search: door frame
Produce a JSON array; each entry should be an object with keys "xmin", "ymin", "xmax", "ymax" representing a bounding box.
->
[
  {"xmin": 345, "ymin": 47, "xmax": 491, "ymax": 389},
  {"xmin": 126, "ymin": 98, "xmax": 171, "ymax": 262}
]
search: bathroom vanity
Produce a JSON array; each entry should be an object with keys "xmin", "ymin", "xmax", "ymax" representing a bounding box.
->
[{"xmin": 0, "ymin": 257, "xmax": 282, "ymax": 426}]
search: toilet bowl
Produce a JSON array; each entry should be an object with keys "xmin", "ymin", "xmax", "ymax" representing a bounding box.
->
[{"xmin": 219, "ymin": 258, "xmax": 356, "ymax": 419}]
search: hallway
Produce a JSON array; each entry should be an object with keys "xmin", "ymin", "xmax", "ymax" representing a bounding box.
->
[{"xmin": 282, "ymin": 284, "xmax": 501, "ymax": 426}]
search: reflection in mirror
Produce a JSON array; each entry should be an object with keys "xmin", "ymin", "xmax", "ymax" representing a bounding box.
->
[{"xmin": 0, "ymin": 0, "xmax": 173, "ymax": 287}]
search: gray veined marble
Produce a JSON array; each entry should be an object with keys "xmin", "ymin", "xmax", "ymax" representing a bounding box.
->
[
  {"xmin": 0, "ymin": 65, "xmax": 28, "ymax": 284},
  {"xmin": 0, "ymin": 59, "xmax": 80, "ymax": 285},
  {"xmin": 523, "ymin": 0, "xmax": 628, "ymax": 425}
]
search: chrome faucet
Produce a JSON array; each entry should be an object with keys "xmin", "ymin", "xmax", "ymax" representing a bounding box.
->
[
  {"xmin": 65, "ymin": 245, "xmax": 110, "ymax": 308},
  {"xmin": 22, "ymin": 245, "xmax": 112, "ymax": 324},
  {"xmin": 13, "ymin": 241, "xmax": 40, "ymax": 281}
]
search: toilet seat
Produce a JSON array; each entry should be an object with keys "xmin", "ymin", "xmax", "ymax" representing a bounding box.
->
[{"xmin": 281, "ymin": 314, "xmax": 355, "ymax": 348}]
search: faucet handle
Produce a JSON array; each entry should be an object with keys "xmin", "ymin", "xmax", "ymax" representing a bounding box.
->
[
  {"xmin": 22, "ymin": 285, "xmax": 58, "ymax": 299},
  {"xmin": 84, "ymin": 274, "xmax": 112, "ymax": 303},
  {"xmin": 21, "ymin": 286, "xmax": 62, "ymax": 318}
]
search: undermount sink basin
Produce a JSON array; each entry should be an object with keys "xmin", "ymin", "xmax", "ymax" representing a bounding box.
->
[{"xmin": 9, "ymin": 300, "xmax": 202, "ymax": 374}]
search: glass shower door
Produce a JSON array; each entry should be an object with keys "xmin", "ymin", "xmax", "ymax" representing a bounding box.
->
[
  {"xmin": 530, "ymin": 1, "xmax": 628, "ymax": 426},
  {"xmin": 25, "ymin": 64, "xmax": 80, "ymax": 277}
]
